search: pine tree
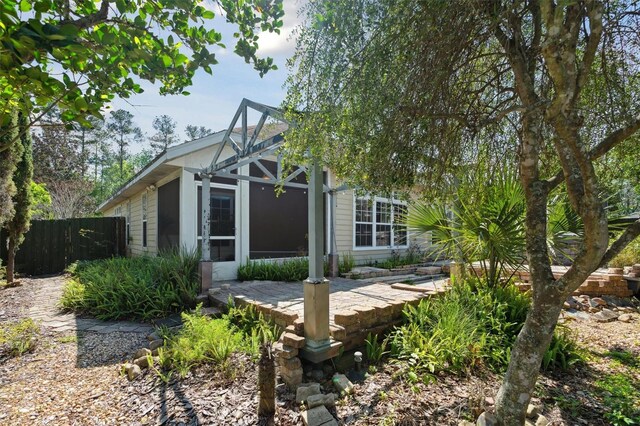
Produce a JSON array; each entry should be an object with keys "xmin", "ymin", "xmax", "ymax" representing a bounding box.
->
[{"xmin": 4, "ymin": 112, "xmax": 33, "ymax": 284}]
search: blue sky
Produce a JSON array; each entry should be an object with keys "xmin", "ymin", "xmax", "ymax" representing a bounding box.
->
[{"xmin": 110, "ymin": 1, "xmax": 302, "ymax": 147}]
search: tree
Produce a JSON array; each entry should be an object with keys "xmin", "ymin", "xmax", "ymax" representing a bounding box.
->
[
  {"xmin": 49, "ymin": 180, "xmax": 96, "ymax": 219},
  {"xmin": 30, "ymin": 182, "xmax": 53, "ymax": 220},
  {"xmin": 0, "ymin": 112, "xmax": 19, "ymax": 228},
  {"xmin": 285, "ymin": 1, "xmax": 640, "ymax": 423},
  {"xmin": 149, "ymin": 114, "xmax": 178, "ymax": 153},
  {"xmin": 106, "ymin": 110, "xmax": 142, "ymax": 179},
  {"xmin": 4, "ymin": 113, "xmax": 33, "ymax": 284},
  {"xmin": 185, "ymin": 124, "xmax": 213, "ymax": 141},
  {"xmin": 0, "ymin": 0, "xmax": 284, "ymax": 147}
]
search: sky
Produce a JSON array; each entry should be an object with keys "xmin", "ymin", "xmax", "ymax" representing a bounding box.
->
[{"xmin": 110, "ymin": 1, "xmax": 303, "ymax": 148}]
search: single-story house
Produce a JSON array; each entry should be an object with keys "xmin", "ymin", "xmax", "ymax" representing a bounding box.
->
[{"xmin": 98, "ymin": 101, "xmax": 430, "ymax": 280}]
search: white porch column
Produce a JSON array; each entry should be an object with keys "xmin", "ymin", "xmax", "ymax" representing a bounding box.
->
[
  {"xmin": 239, "ymin": 165, "xmax": 250, "ymax": 263},
  {"xmin": 303, "ymin": 160, "xmax": 330, "ymax": 351},
  {"xmin": 179, "ymin": 169, "xmax": 197, "ymax": 251}
]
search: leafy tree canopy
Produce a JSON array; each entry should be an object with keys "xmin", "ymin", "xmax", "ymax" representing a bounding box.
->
[{"xmin": 0, "ymin": 0, "xmax": 284, "ymax": 134}]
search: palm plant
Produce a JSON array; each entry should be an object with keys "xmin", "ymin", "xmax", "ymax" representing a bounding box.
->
[{"xmin": 408, "ymin": 177, "xmax": 526, "ymax": 287}]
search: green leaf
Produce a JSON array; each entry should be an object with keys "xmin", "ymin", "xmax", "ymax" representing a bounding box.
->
[
  {"xmin": 202, "ymin": 10, "xmax": 215, "ymax": 19},
  {"xmin": 161, "ymin": 55, "xmax": 172, "ymax": 67},
  {"xmin": 19, "ymin": 0, "xmax": 32, "ymax": 12}
]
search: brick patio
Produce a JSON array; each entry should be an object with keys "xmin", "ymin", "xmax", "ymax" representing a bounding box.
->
[{"xmin": 208, "ymin": 277, "xmax": 449, "ymax": 350}]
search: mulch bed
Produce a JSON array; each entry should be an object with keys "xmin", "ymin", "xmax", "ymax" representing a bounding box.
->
[{"xmin": 0, "ymin": 276, "xmax": 638, "ymax": 425}]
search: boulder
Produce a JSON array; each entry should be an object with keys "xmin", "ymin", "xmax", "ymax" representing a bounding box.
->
[
  {"xmin": 123, "ymin": 363, "xmax": 142, "ymax": 380},
  {"xmin": 134, "ymin": 348, "xmax": 152, "ymax": 359},
  {"xmin": 526, "ymin": 404, "xmax": 539, "ymax": 419},
  {"xmin": 149, "ymin": 339, "xmax": 164, "ymax": 351},
  {"xmin": 134, "ymin": 356, "xmax": 150, "ymax": 369},
  {"xmin": 593, "ymin": 308, "xmax": 619, "ymax": 323},
  {"xmin": 618, "ymin": 313, "xmax": 633, "ymax": 323}
]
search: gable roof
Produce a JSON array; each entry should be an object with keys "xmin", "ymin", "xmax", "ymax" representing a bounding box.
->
[{"xmin": 97, "ymin": 130, "xmax": 226, "ymax": 212}]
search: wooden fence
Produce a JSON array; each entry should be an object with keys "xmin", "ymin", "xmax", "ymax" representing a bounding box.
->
[{"xmin": 1, "ymin": 217, "xmax": 126, "ymax": 276}]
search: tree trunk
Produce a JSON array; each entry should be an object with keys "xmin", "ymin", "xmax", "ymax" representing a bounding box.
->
[
  {"xmin": 7, "ymin": 236, "xmax": 16, "ymax": 284},
  {"xmin": 257, "ymin": 343, "xmax": 276, "ymax": 420}
]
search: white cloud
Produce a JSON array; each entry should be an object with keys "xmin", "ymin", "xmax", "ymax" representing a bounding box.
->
[{"xmin": 256, "ymin": 0, "xmax": 304, "ymax": 56}]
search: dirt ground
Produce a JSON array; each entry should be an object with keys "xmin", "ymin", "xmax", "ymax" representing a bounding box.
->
[{"xmin": 1, "ymin": 277, "xmax": 638, "ymax": 425}]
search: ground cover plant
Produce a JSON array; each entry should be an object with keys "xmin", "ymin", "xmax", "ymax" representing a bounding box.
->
[
  {"xmin": 237, "ymin": 256, "xmax": 356, "ymax": 281},
  {"xmin": 609, "ymin": 238, "xmax": 640, "ymax": 268},
  {"xmin": 0, "ymin": 318, "xmax": 39, "ymax": 360},
  {"xmin": 61, "ymin": 249, "xmax": 199, "ymax": 321},
  {"xmin": 155, "ymin": 304, "xmax": 280, "ymax": 378},
  {"xmin": 387, "ymin": 279, "xmax": 582, "ymax": 377}
]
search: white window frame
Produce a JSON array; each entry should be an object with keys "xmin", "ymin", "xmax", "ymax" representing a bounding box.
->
[
  {"xmin": 353, "ymin": 195, "xmax": 409, "ymax": 250},
  {"xmin": 126, "ymin": 201, "xmax": 131, "ymax": 243}
]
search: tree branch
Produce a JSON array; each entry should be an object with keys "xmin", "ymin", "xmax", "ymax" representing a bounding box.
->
[
  {"xmin": 60, "ymin": 0, "xmax": 110, "ymax": 29},
  {"xmin": 600, "ymin": 219, "xmax": 640, "ymax": 266}
]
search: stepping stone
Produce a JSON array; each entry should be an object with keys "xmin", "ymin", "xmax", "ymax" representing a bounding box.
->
[{"xmin": 301, "ymin": 405, "xmax": 338, "ymax": 426}]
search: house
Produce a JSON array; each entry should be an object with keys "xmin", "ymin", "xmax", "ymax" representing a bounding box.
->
[{"xmin": 97, "ymin": 100, "xmax": 429, "ymax": 280}]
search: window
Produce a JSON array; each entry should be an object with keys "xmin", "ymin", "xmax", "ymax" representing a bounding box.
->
[
  {"xmin": 142, "ymin": 193, "xmax": 148, "ymax": 248},
  {"xmin": 354, "ymin": 197, "xmax": 408, "ymax": 248}
]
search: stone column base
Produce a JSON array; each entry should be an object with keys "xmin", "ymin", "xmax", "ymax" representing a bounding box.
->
[{"xmin": 199, "ymin": 261, "xmax": 213, "ymax": 293}]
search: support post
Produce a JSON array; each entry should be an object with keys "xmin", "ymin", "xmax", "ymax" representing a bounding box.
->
[
  {"xmin": 199, "ymin": 174, "xmax": 213, "ymax": 292},
  {"xmin": 303, "ymin": 160, "xmax": 331, "ymax": 352},
  {"xmin": 328, "ymin": 189, "xmax": 339, "ymax": 277}
]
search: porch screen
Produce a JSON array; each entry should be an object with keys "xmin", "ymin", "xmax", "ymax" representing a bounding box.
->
[
  {"xmin": 197, "ymin": 187, "xmax": 236, "ymax": 262},
  {"xmin": 157, "ymin": 178, "xmax": 180, "ymax": 251}
]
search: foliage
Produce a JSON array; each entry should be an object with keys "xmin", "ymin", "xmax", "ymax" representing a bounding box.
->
[
  {"xmin": 225, "ymin": 303, "xmax": 282, "ymax": 349},
  {"xmin": 0, "ymin": 318, "xmax": 39, "ymax": 359},
  {"xmin": 408, "ymin": 177, "xmax": 526, "ymax": 286},
  {"xmin": 339, "ymin": 252, "xmax": 355, "ymax": 274},
  {"xmin": 0, "ymin": 111, "xmax": 19, "ymax": 227},
  {"xmin": 157, "ymin": 306, "xmax": 247, "ymax": 377},
  {"xmin": 149, "ymin": 115, "xmax": 178, "ymax": 153},
  {"xmin": 3, "ymin": 112, "xmax": 33, "ymax": 282},
  {"xmin": 61, "ymin": 249, "xmax": 200, "ymax": 320},
  {"xmin": 237, "ymin": 258, "xmax": 309, "ymax": 282},
  {"xmin": 184, "ymin": 125, "xmax": 212, "ymax": 141},
  {"xmin": 30, "ymin": 181, "xmax": 52, "ymax": 219},
  {"xmin": 0, "ymin": 0, "xmax": 284, "ymax": 130},
  {"xmin": 388, "ymin": 279, "xmax": 582, "ymax": 376},
  {"xmin": 595, "ymin": 373, "xmax": 640, "ymax": 425},
  {"xmin": 106, "ymin": 110, "xmax": 143, "ymax": 179},
  {"xmin": 157, "ymin": 304, "xmax": 279, "ymax": 377},
  {"xmin": 608, "ymin": 238, "xmax": 640, "ymax": 268},
  {"xmin": 365, "ymin": 332, "xmax": 389, "ymax": 364},
  {"xmin": 376, "ymin": 247, "xmax": 426, "ymax": 270}
]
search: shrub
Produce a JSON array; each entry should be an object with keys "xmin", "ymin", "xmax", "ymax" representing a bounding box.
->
[
  {"xmin": 389, "ymin": 279, "xmax": 582, "ymax": 376},
  {"xmin": 61, "ymin": 249, "xmax": 200, "ymax": 321},
  {"xmin": 608, "ymin": 238, "xmax": 640, "ymax": 268},
  {"xmin": 157, "ymin": 304, "xmax": 280, "ymax": 377},
  {"xmin": 0, "ymin": 318, "xmax": 39, "ymax": 359},
  {"xmin": 237, "ymin": 258, "xmax": 309, "ymax": 282},
  {"xmin": 338, "ymin": 252, "xmax": 355, "ymax": 274}
]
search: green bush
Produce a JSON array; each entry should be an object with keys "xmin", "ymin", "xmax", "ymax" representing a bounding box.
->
[
  {"xmin": 237, "ymin": 258, "xmax": 309, "ymax": 282},
  {"xmin": 157, "ymin": 304, "xmax": 280, "ymax": 377},
  {"xmin": 61, "ymin": 249, "xmax": 200, "ymax": 321},
  {"xmin": 608, "ymin": 238, "xmax": 640, "ymax": 268},
  {"xmin": 0, "ymin": 318, "xmax": 39, "ymax": 359},
  {"xmin": 389, "ymin": 279, "xmax": 582, "ymax": 375}
]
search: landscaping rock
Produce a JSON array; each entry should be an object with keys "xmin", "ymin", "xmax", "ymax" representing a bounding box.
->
[
  {"xmin": 332, "ymin": 373, "xmax": 354, "ymax": 395},
  {"xmin": 123, "ymin": 363, "xmax": 142, "ymax": 381},
  {"xmin": 476, "ymin": 412, "xmax": 497, "ymax": 426},
  {"xmin": 618, "ymin": 313, "xmax": 633, "ymax": 323},
  {"xmin": 149, "ymin": 339, "xmax": 163, "ymax": 351},
  {"xmin": 134, "ymin": 348, "xmax": 151, "ymax": 359},
  {"xmin": 535, "ymin": 414, "xmax": 549, "ymax": 426},
  {"xmin": 296, "ymin": 383, "xmax": 321, "ymax": 404},
  {"xmin": 563, "ymin": 309, "xmax": 590, "ymax": 321},
  {"xmin": 301, "ymin": 405, "xmax": 337, "ymax": 426},
  {"xmin": 307, "ymin": 393, "xmax": 336, "ymax": 408},
  {"xmin": 133, "ymin": 356, "xmax": 149, "ymax": 369},
  {"xmin": 589, "ymin": 297, "xmax": 607, "ymax": 307},
  {"xmin": 459, "ymin": 421, "xmax": 475, "ymax": 426},
  {"xmin": 526, "ymin": 404, "xmax": 539, "ymax": 419},
  {"xmin": 593, "ymin": 308, "xmax": 619, "ymax": 323},
  {"xmin": 146, "ymin": 332, "xmax": 161, "ymax": 342}
]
